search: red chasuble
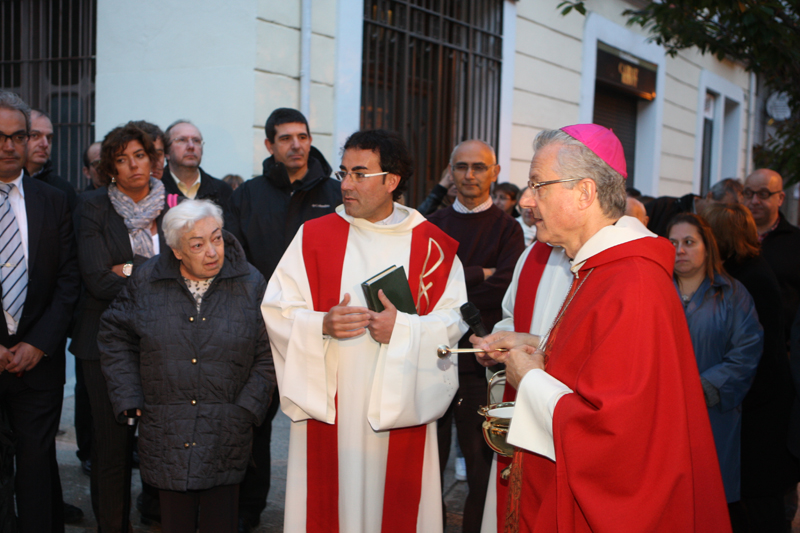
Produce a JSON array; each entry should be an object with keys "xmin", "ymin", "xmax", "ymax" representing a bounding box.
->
[
  {"xmin": 301, "ymin": 213, "xmax": 458, "ymax": 533},
  {"xmin": 507, "ymin": 237, "xmax": 730, "ymax": 533}
]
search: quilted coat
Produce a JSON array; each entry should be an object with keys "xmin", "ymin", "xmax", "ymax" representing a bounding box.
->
[{"xmin": 98, "ymin": 231, "xmax": 275, "ymax": 492}]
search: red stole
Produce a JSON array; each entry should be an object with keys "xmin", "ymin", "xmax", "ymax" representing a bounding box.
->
[
  {"xmin": 301, "ymin": 213, "xmax": 458, "ymax": 533},
  {"xmin": 496, "ymin": 242, "xmax": 552, "ymax": 533}
]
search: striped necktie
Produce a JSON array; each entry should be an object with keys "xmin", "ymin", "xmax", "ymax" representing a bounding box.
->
[{"xmin": 0, "ymin": 183, "xmax": 27, "ymax": 324}]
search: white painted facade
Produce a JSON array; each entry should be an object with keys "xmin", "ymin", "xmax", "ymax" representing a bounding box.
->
[{"xmin": 95, "ymin": 0, "xmax": 752, "ymax": 196}]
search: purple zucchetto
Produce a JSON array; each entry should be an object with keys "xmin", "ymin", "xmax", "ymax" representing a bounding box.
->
[{"xmin": 560, "ymin": 124, "xmax": 628, "ymax": 179}]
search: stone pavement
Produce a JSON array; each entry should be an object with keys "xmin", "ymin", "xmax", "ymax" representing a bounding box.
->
[
  {"xmin": 58, "ymin": 394, "xmax": 469, "ymax": 532},
  {"xmin": 56, "ymin": 392, "xmax": 800, "ymax": 532}
]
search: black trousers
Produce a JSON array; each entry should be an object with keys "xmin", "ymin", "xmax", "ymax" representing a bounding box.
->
[
  {"xmin": 83, "ymin": 358, "xmax": 131, "ymax": 533},
  {"xmin": 0, "ymin": 373, "xmax": 64, "ymax": 533},
  {"xmin": 160, "ymin": 484, "xmax": 238, "ymax": 533},
  {"xmin": 73, "ymin": 358, "xmax": 93, "ymax": 462},
  {"xmin": 238, "ymin": 386, "xmax": 280, "ymax": 523},
  {"xmin": 437, "ymin": 371, "xmax": 493, "ymax": 533}
]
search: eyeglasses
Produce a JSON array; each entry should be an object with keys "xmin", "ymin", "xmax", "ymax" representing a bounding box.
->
[
  {"xmin": 743, "ymin": 188, "xmax": 782, "ymax": 200},
  {"xmin": 333, "ymin": 170, "xmax": 389, "ymax": 182},
  {"xmin": 89, "ymin": 160, "xmax": 101, "ymax": 169},
  {"xmin": 527, "ymin": 176, "xmax": 584, "ymax": 191},
  {"xmin": 171, "ymin": 137, "xmax": 204, "ymax": 147},
  {"xmin": 451, "ymin": 163, "xmax": 494, "ymax": 175},
  {"xmin": 0, "ymin": 131, "xmax": 29, "ymax": 146}
]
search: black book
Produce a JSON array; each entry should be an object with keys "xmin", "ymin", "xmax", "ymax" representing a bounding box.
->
[{"xmin": 361, "ymin": 265, "xmax": 417, "ymax": 314}]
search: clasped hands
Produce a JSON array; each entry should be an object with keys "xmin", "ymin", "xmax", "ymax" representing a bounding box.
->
[
  {"xmin": 0, "ymin": 342, "xmax": 45, "ymax": 375},
  {"xmin": 322, "ymin": 291, "xmax": 396, "ymax": 345},
  {"xmin": 471, "ymin": 331, "xmax": 546, "ymax": 389}
]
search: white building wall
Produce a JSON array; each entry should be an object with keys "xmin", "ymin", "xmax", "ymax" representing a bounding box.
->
[
  {"xmin": 96, "ymin": 0, "xmax": 258, "ymax": 181},
  {"xmin": 255, "ymin": 0, "xmax": 337, "ymax": 177},
  {"xmin": 508, "ymin": 0, "xmax": 752, "ymax": 197}
]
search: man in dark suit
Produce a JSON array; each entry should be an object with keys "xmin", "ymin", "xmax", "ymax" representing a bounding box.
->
[
  {"xmin": 161, "ymin": 120, "xmax": 232, "ymax": 210},
  {"xmin": 0, "ymin": 91, "xmax": 80, "ymax": 532}
]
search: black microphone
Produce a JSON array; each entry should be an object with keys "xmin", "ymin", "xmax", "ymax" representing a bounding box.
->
[{"xmin": 460, "ymin": 302, "xmax": 489, "ymax": 337}]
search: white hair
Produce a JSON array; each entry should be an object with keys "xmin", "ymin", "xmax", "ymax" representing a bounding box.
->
[{"xmin": 163, "ymin": 199, "xmax": 224, "ymax": 249}]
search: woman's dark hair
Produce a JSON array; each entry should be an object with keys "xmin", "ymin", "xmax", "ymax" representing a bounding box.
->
[
  {"xmin": 701, "ymin": 202, "xmax": 760, "ymax": 262},
  {"xmin": 130, "ymin": 120, "xmax": 166, "ymax": 149},
  {"xmin": 666, "ymin": 212, "xmax": 724, "ymax": 282},
  {"xmin": 493, "ymin": 182, "xmax": 520, "ymax": 200},
  {"xmin": 98, "ymin": 122, "xmax": 158, "ymax": 180},
  {"xmin": 343, "ymin": 129, "xmax": 413, "ymax": 202}
]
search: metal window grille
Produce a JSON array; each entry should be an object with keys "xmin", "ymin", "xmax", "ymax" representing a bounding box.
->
[
  {"xmin": 1, "ymin": 0, "xmax": 96, "ymax": 192},
  {"xmin": 361, "ymin": 0, "xmax": 504, "ymax": 207}
]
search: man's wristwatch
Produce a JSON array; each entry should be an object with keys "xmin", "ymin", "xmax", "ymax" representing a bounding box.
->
[{"xmin": 122, "ymin": 261, "xmax": 133, "ymax": 277}]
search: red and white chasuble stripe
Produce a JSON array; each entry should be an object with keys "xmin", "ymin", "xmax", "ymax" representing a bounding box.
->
[
  {"xmin": 494, "ymin": 241, "xmax": 553, "ymax": 533},
  {"xmin": 301, "ymin": 214, "xmax": 458, "ymax": 533}
]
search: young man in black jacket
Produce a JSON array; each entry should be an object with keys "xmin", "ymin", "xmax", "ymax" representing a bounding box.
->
[{"xmin": 226, "ymin": 107, "xmax": 341, "ymax": 532}]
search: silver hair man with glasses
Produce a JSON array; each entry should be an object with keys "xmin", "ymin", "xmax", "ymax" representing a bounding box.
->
[
  {"xmin": 262, "ymin": 129, "xmax": 467, "ymax": 532},
  {"xmin": 475, "ymin": 124, "xmax": 730, "ymax": 531},
  {"xmin": 0, "ymin": 91, "xmax": 80, "ymax": 532},
  {"xmin": 162, "ymin": 119, "xmax": 231, "ymax": 210},
  {"xmin": 744, "ymin": 168, "xmax": 800, "ymax": 343},
  {"xmin": 426, "ymin": 139, "xmax": 524, "ymax": 533}
]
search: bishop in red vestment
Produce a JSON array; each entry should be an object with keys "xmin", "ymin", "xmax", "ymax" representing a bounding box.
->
[{"xmin": 480, "ymin": 124, "xmax": 731, "ymax": 532}]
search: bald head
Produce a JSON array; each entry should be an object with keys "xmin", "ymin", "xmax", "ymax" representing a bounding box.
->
[
  {"xmin": 625, "ymin": 197, "xmax": 649, "ymax": 226},
  {"xmin": 450, "ymin": 139, "xmax": 496, "ymax": 165},
  {"xmin": 744, "ymin": 168, "xmax": 784, "ymax": 233},
  {"xmin": 449, "ymin": 139, "xmax": 499, "ymax": 209}
]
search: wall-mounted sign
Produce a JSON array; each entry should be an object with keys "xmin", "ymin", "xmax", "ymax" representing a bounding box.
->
[{"xmin": 596, "ymin": 42, "xmax": 657, "ymax": 101}]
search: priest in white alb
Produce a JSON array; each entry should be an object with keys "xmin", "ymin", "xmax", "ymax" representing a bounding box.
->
[{"xmin": 261, "ymin": 129, "xmax": 467, "ymax": 533}]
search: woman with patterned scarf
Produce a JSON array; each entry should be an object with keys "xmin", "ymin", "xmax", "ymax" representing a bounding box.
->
[{"xmin": 71, "ymin": 121, "xmax": 167, "ymax": 533}]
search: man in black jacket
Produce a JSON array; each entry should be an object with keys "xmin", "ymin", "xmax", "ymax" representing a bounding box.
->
[
  {"xmin": 25, "ymin": 110, "xmax": 77, "ymax": 212},
  {"xmin": 226, "ymin": 107, "xmax": 341, "ymax": 532},
  {"xmin": 162, "ymin": 120, "xmax": 232, "ymax": 210},
  {"xmin": 744, "ymin": 168, "xmax": 800, "ymax": 343},
  {"xmin": 0, "ymin": 92, "xmax": 80, "ymax": 532}
]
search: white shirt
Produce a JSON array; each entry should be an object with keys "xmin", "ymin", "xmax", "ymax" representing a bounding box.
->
[
  {"xmin": 3, "ymin": 170, "xmax": 28, "ymax": 335},
  {"xmin": 453, "ymin": 197, "xmax": 493, "ymax": 214}
]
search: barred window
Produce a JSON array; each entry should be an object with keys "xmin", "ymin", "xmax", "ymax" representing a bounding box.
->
[
  {"xmin": 361, "ymin": 0, "xmax": 504, "ymax": 206},
  {"xmin": 1, "ymin": 0, "xmax": 96, "ymax": 191}
]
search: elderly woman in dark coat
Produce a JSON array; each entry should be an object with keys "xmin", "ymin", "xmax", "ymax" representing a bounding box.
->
[{"xmin": 98, "ymin": 199, "xmax": 275, "ymax": 533}]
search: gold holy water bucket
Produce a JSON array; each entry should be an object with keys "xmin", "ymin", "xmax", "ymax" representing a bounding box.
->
[{"xmin": 477, "ymin": 370, "xmax": 515, "ymax": 458}]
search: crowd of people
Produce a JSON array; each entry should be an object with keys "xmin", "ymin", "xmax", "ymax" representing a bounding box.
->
[{"xmin": 1, "ymin": 85, "xmax": 799, "ymax": 533}]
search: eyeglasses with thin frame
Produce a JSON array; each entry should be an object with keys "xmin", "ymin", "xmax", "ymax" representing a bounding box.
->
[
  {"xmin": 743, "ymin": 188, "xmax": 782, "ymax": 201},
  {"xmin": 527, "ymin": 176, "xmax": 584, "ymax": 192},
  {"xmin": 333, "ymin": 170, "xmax": 389, "ymax": 182},
  {"xmin": 171, "ymin": 137, "xmax": 204, "ymax": 147},
  {"xmin": 451, "ymin": 163, "xmax": 495, "ymax": 175},
  {"xmin": 0, "ymin": 131, "xmax": 29, "ymax": 146}
]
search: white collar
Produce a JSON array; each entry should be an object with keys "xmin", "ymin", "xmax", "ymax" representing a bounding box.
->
[
  {"xmin": 170, "ymin": 169, "xmax": 201, "ymax": 189},
  {"xmin": 570, "ymin": 216, "xmax": 657, "ymax": 273},
  {"xmin": 453, "ymin": 197, "xmax": 493, "ymax": 214},
  {"xmin": 1, "ymin": 170, "xmax": 25, "ymax": 198},
  {"xmin": 336, "ymin": 203, "xmax": 421, "ymax": 232}
]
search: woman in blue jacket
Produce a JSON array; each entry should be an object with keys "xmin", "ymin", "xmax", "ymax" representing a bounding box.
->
[{"xmin": 667, "ymin": 213, "xmax": 763, "ymax": 515}]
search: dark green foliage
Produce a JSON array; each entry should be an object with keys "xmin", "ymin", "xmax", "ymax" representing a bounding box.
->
[{"xmin": 557, "ymin": 1, "xmax": 800, "ymax": 184}]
